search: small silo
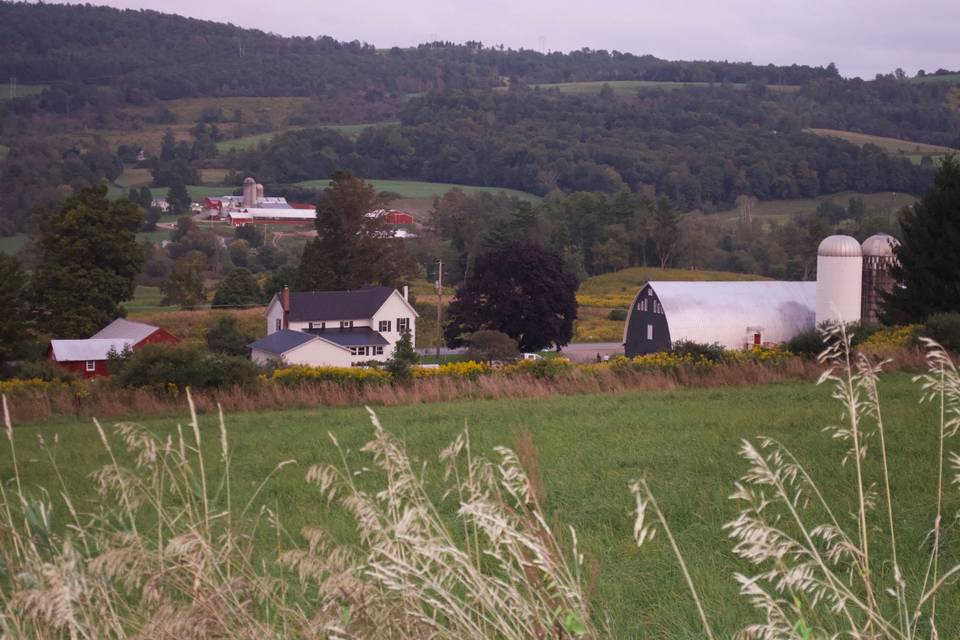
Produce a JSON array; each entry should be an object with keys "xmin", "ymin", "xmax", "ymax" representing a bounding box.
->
[
  {"xmin": 255, "ymin": 183, "xmax": 264, "ymax": 201},
  {"xmin": 242, "ymin": 177, "xmax": 257, "ymax": 208},
  {"xmin": 861, "ymin": 233, "xmax": 900, "ymax": 325},
  {"xmin": 816, "ymin": 235, "xmax": 863, "ymax": 325}
]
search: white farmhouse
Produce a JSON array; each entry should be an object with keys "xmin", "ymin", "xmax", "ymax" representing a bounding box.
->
[{"xmin": 251, "ymin": 286, "xmax": 418, "ymax": 367}]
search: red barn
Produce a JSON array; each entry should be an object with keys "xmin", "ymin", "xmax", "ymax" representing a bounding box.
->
[
  {"xmin": 49, "ymin": 319, "xmax": 179, "ymax": 379},
  {"xmin": 384, "ymin": 210, "xmax": 414, "ymax": 225}
]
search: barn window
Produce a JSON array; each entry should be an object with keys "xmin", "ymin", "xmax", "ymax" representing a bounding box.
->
[
  {"xmin": 85, "ymin": 360, "xmax": 96, "ymax": 372},
  {"xmin": 647, "ymin": 324, "xmax": 654, "ymax": 340}
]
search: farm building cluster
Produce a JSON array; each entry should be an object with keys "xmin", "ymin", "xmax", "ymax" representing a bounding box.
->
[
  {"xmin": 623, "ymin": 233, "xmax": 899, "ymax": 356},
  {"xmin": 201, "ymin": 177, "xmax": 416, "ymax": 236},
  {"xmin": 48, "ymin": 319, "xmax": 179, "ymax": 378}
]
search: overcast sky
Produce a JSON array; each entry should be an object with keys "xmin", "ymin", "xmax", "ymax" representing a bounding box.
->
[{"xmin": 56, "ymin": 0, "xmax": 959, "ymax": 79}]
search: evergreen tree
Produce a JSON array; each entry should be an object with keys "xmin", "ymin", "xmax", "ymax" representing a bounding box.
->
[
  {"xmin": 385, "ymin": 329, "xmax": 419, "ymax": 381},
  {"xmin": 0, "ymin": 255, "xmax": 29, "ymax": 362},
  {"xmin": 30, "ymin": 186, "xmax": 143, "ymax": 337},
  {"xmin": 167, "ymin": 181, "xmax": 192, "ymax": 215},
  {"xmin": 161, "ymin": 253, "xmax": 207, "ymax": 309},
  {"xmin": 296, "ymin": 171, "xmax": 414, "ymax": 290},
  {"xmin": 212, "ymin": 268, "xmax": 263, "ymax": 308},
  {"xmin": 445, "ymin": 241, "xmax": 579, "ymax": 352},
  {"xmin": 883, "ymin": 155, "xmax": 960, "ymax": 324}
]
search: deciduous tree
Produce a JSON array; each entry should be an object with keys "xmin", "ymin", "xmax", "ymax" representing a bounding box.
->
[
  {"xmin": 445, "ymin": 241, "xmax": 578, "ymax": 352},
  {"xmin": 0, "ymin": 255, "xmax": 29, "ymax": 362},
  {"xmin": 212, "ymin": 268, "xmax": 263, "ymax": 308},
  {"xmin": 30, "ymin": 185, "xmax": 143, "ymax": 337}
]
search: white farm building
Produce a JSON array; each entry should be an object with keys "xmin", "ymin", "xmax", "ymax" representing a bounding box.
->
[{"xmin": 623, "ymin": 234, "xmax": 899, "ymax": 356}]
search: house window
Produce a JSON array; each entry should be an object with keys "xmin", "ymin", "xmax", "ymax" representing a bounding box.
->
[
  {"xmin": 374, "ymin": 346, "xmax": 384, "ymax": 355},
  {"xmin": 85, "ymin": 360, "xmax": 96, "ymax": 372},
  {"xmin": 275, "ymin": 319, "xmax": 282, "ymax": 332},
  {"xmin": 349, "ymin": 347, "xmax": 358, "ymax": 356},
  {"xmin": 341, "ymin": 320, "xmax": 353, "ymax": 328},
  {"xmin": 647, "ymin": 324, "xmax": 654, "ymax": 340},
  {"xmin": 378, "ymin": 320, "xmax": 392, "ymax": 332},
  {"xmin": 397, "ymin": 317, "xmax": 409, "ymax": 333}
]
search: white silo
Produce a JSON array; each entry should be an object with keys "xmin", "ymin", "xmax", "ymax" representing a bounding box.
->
[
  {"xmin": 242, "ymin": 177, "xmax": 257, "ymax": 208},
  {"xmin": 816, "ymin": 235, "xmax": 863, "ymax": 325},
  {"xmin": 255, "ymin": 183, "xmax": 264, "ymax": 201}
]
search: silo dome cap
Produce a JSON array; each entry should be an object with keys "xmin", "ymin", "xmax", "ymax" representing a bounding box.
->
[
  {"xmin": 861, "ymin": 233, "xmax": 899, "ymax": 257},
  {"xmin": 818, "ymin": 234, "xmax": 862, "ymax": 257},
  {"xmin": 243, "ymin": 176, "xmax": 256, "ymax": 184}
]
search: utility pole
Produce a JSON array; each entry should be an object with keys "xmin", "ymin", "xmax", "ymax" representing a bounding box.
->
[{"xmin": 435, "ymin": 259, "xmax": 443, "ymax": 361}]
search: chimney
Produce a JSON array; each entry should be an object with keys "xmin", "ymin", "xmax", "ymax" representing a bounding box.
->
[
  {"xmin": 282, "ymin": 286, "xmax": 290, "ymax": 329},
  {"xmin": 402, "ymin": 285, "xmax": 409, "ymax": 301}
]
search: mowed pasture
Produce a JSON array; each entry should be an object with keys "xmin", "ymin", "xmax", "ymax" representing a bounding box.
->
[
  {"xmin": 512, "ymin": 79, "xmax": 801, "ymax": 95},
  {"xmin": 0, "ymin": 83, "xmax": 48, "ymax": 100},
  {"xmin": 217, "ymin": 121, "xmax": 399, "ymax": 153},
  {"xmin": 712, "ymin": 190, "xmax": 917, "ymax": 227},
  {"xmin": 6, "ymin": 373, "xmax": 957, "ymax": 637},
  {"xmin": 805, "ymin": 127, "xmax": 959, "ymax": 160},
  {"xmin": 297, "ymin": 178, "xmax": 543, "ymax": 203}
]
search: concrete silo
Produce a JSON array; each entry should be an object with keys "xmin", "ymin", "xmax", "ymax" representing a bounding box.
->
[
  {"xmin": 816, "ymin": 235, "xmax": 863, "ymax": 325},
  {"xmin": 255, "ymin": 183, "xmax": 264, "ymax": 200},
  {"xmin": 861, "ymin": 233, "xmax": 900, "ymax": 324},
  {"xmin": 242, "ymin": 177, "xmax": 257, "ymax": 208}
]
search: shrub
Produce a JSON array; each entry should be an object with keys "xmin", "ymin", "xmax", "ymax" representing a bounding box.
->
[
  {"xmin": 607, "ymin": 308, "xmax": 628, "ymax": 321},
  {"xmin": 271, "ymin": 364, "xmax": 389, "ymax": 386},
  {"xmin": 205, "ymin": 314, "xmax": 256, "ymax": 356},
  {"xmin": 785, "ymin": 327, "xmax": 824, "ymax": 357},
  {"xmin": 925, "ymin": 312, "xmax": 960, "ymax": 351},
  {"xmin": 672, "ymin": 340, "xmax": 727, "ymax": 364},
  {"xmin": 462, "ymin": 330, "xmax": 519, "ymax": 362},
  {"xmin": 385, "ymin": 330, "xmax": 419, "ymax": 382},
  {"xmin": 497, "ymin": 356, "xmax": 574, "ymax": 380},
  {"xmin": 5, "ymin": 359, "xmax": 79, "ymax": 383},
  {"xmin": 111, "ymin": 343, "xmax": 258, "ymax": 389},
  {"xmin": 412, "ymin": 361, "xmax": 490, "ymax": 379}
]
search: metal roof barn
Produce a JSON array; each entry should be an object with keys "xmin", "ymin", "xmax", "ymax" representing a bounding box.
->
[{"xmin": 623, "ymin": 281, "xmax": 816, "ymax": 356}]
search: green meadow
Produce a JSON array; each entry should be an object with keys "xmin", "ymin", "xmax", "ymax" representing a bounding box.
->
[{"xmin": 6, "ymin": 373, "xmax": 957, "ymax": 637}]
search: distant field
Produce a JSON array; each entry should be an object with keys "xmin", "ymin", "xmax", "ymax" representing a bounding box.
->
[
  {"xmin": 911, "ymin": 73, "xmax": 960, "ymax": 84},
  {"xmin": 217, "ymin": 121, "xmax": 399, "ymax": 153},
  {"xmin": 513, "ymin": 80, "xmax": 800, "ymax": 95},
  {"xmin": 577, "ymin": 266, "xmax": 768, "ymax": 309},
  {"xmin": 124, "ymin": 96, "xmax": 311, "ymax": 128},
  {"xmin": 114, "ymin": 167, "xmax": 154, "ymax": 188},
  {"xmin": 0, "ymin": 83, "xmax": 48, "ymax": 100},
  {"xmin": 297, "ymin": 178, "xmax": 542, "ymax": 202},
  {"xmin": 0, "ymin": 144, "xmax": 9, "ymax": 158},
  {"xmin": 805, "ymin": 128, "xmax": 958, "ymax": 157},
  {"xmin": 713, "ymin": 190, "xmax": 916, "ymax": 227},
  {"xmin": 0, "ymin": 234, "xmax": 28, "ymax": 256}
]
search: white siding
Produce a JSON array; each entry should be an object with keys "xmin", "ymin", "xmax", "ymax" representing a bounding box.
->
[
  {"xmin": 251, "ymin": 348, "xmax": 282, "ymax": 366},
  {"xmin": 370, "ymin": 291, "xmax": 418, "ymax": 352},
  {"xmin": 283, "ymin": 339, "xmax": 355, "ymax": 367},
  {"xmin": 265, "ymin": 297, "xmax": 284, "ymax": 335},
  {"xmin": 288, "ymin": 318, "xmax": 371, "ymax": 332}
]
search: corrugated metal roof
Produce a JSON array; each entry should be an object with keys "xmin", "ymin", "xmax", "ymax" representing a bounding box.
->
[
  {"xmin": 50, "ymin": 338, "xmax": 136, "ymax": 362},
  {"xmin": 91, "ymin": 318, "xmax": 158, "ymax": 343},
  {"xmin": 304, "ymin": 327, "xmax": 390, "ymax": 346},
  {"xmin": 248, "ymin": 330, "xmax": 317, "ymax": 355},
  {"xmin": 633, "ymin": 281, "xmax": 816, "ymax": 349},
  {"xmin": 286, "ymin": 287, "xmax": 396, "ymax": 322}
]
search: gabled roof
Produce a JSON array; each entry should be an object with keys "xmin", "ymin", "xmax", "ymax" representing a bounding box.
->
[
  {"xmin": 50, "ymin": 339, "xmax": 136, "ymax": 362},
  {"xmin": 248, "ymin": 330, "xmax": 319, "ymax": 355},
  {"xmin": 284, "ymin": 286, "xmax": 398, "ymax": 322},
  {"xmin": 628, "ymin": 281, "xmax": 816, "ymax": 348},
  {"xmin": 304, "ymin": 327, "xmax": 390, "ymax": 347},
  {"xmin": 91, "ymin": 318, "xmax": 159, "ymax": 343}
]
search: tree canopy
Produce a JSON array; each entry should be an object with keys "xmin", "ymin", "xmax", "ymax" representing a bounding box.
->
[
  {"xmin": 30, "ymin": 186, "xmax": 143, "ymax": 337},
  {"xmin": 212, "ymin": 268, "xmax": 263, "ymax": 308},
  {"xmin": 445, "ymin": 241, "xmax": 579, "ymax": 352},
  {"xmin": 883, "ymin": 155, "xmax": 960, "ymax": 323},
  {"xmin": 296, "ymin": 172, "xmax": 414, "ymax": 290}
]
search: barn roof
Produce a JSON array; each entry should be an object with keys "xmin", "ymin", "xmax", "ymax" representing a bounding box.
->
[
  {"xmin": 92, "ymin": 318, "xmax": 159, "ymax": 343},
  {"xmin": 50, "ymin": 338, "xmax": 136, "ymax": 362},
  {"xmin": 630, "ymin": 281, "xmax": 817, "ymax": 349}
]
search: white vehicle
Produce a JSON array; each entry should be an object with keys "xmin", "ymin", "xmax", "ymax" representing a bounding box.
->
[{"xmin": 520, "ymin": 353, "xmax": 543, "ymax": 361}]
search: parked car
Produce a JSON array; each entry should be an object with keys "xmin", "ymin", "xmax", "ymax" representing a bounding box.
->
[{"xmin": 521, "ymin": 353, "xmax": 543, "ymax": 361}]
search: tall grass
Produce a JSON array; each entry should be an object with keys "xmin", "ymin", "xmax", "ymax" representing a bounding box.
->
[{"xmin": 633, "ymin": 325, "xmax": 960, "ymax": 638}]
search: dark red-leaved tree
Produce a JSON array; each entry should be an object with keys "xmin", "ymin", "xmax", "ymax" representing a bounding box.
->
[{"xmin": 445, "ymin": 241, "xmax": 579, "ymax": 352}]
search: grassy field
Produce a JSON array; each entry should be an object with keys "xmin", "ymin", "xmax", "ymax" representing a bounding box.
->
[
  {"xmin": 577, "ymin": 266, "xmax": 768, "ymax": 308},
  {"xmin": 805, "ymin": 128, "xmax": 959, "ymax": 157},
  {"xmin": 123, "ymin": 96, "xmax": 311, "ymax": 128},
  {"xmin": 297, "ymin": 178, "xmax": 542, "ymax": 202},
  {"xmin": 511, "ymin": 80, "xmax": 800, "ymax": 95},
  {"xmin": 216, "ymin": 121, "xmax": 399, "ymax": 153},
  {"xmin": 712, "ymin": 190, "xmax": 917, "ymax": 227},
  {"xmin": 911, "ymin": 73, "xmax": 960, "ymax": 84},
  {"xmin": 6, "ymin": 373, "xmax": 957, "ymax": 637},
  {"xmin": 0, "ymin": 233, "xmax": 28, "ymax": 256},
  {"xmin": 0, "ymin": 83, "xmax": 48, "ymax": 100}
]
